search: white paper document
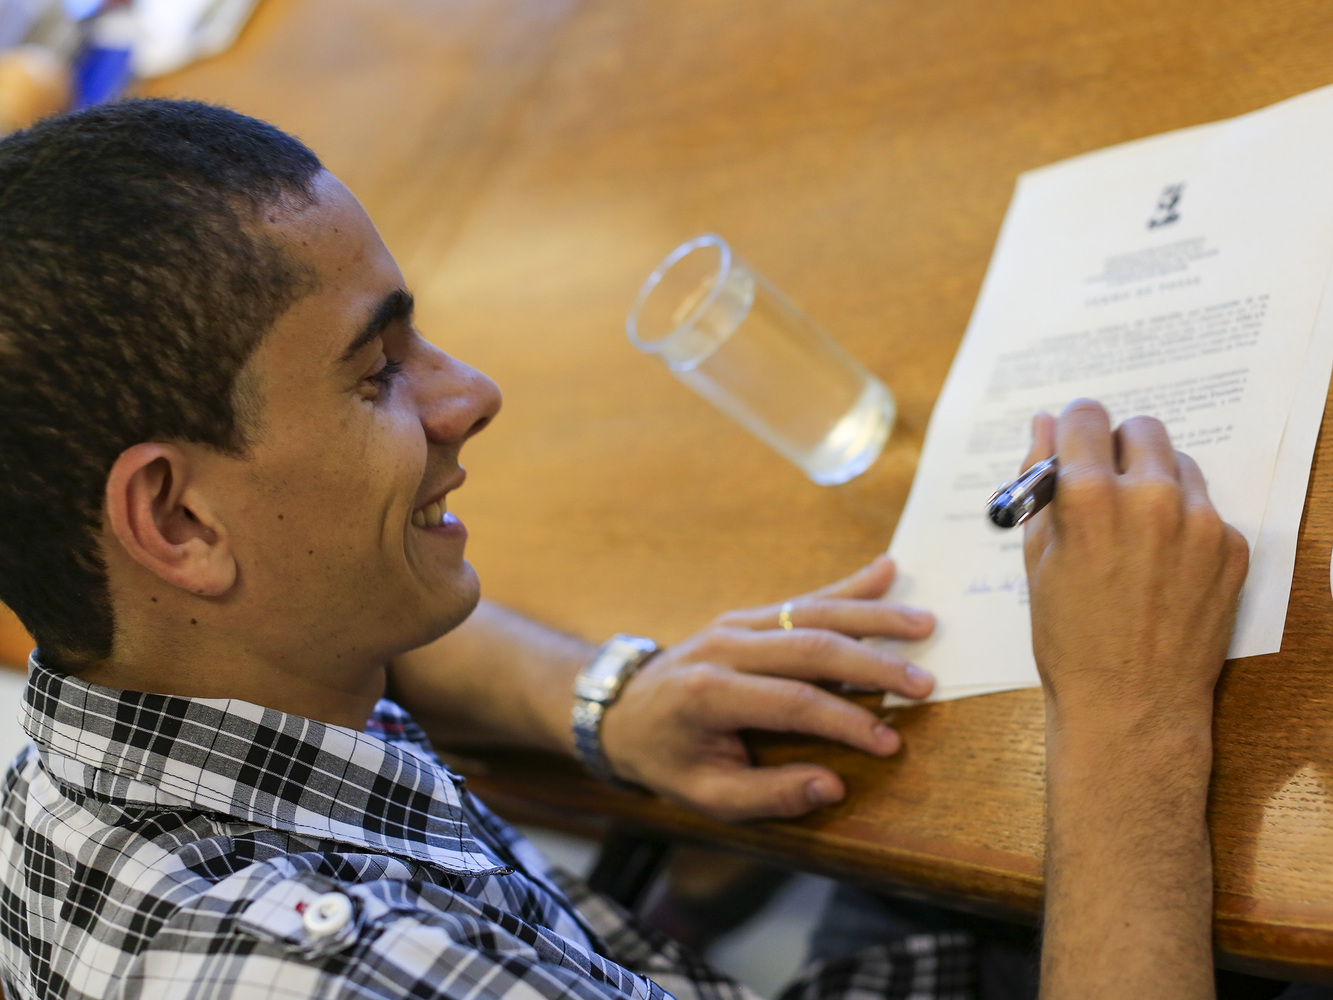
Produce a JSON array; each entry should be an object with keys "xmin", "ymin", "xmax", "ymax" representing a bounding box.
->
[{"xmin": 885, "ymin": 85, "xmax": 1333, "ymax": 704}]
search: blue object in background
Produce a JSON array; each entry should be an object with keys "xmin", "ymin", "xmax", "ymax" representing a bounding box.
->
[
  {"xmin": 73, "ymin": 40, "xmax": 130, "ymax": 107},
  {"xmin": 69, "ymin": 1, "xmax": 135, "ymax": 108}
]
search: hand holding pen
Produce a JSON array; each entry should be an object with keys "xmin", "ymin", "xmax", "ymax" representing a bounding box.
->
[{"xmin": 1019, "ymin": 406, "xmax": 1249, "ymax": 1000}]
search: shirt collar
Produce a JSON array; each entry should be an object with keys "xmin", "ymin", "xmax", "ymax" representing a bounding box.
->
[{"xmin": 21, "ymin": 654, "xmax": 508, "ymax": 876}]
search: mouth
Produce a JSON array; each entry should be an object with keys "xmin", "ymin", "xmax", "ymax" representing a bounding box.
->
[
  {"xmin": 410, "ymin": 471, "xmax": 466, "ymax": 529},
  {"xmin": 410, "ymin": 498, "xmax": 457, "ymax": 529}
]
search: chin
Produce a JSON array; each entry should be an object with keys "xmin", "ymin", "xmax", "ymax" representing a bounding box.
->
[{"xmin": 418, "ymin": 564, "xmax": 482, "ymax": 644}]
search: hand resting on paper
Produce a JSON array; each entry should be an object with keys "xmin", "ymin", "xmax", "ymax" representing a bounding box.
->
[
  {"xmin": 1022, "ymin": 399, "xmax": 1248, "ymax": 1000},
  {"xmin": 600, "ymin": 555, "xmax": 937, "ymax": 823}
]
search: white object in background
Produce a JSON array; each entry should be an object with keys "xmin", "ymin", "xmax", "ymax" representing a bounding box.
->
[
  {"xmin": 60, "ymin": 0, "xmax": 99, "ymax": 19},
  {"xmin": 87, "ymin": 5, "xmax": 135, "ymax": 49},
  {"xmin": 0, "ymin": 668, "xmax": 28, "ymax": 767},
  {"xmin": 0, "ymin": 0, "xmax": 49, "ymax": 48},
  {"xmin": 131, "ymin": 0, "xmax": 259, "ymax": 78},
  {"xmin": 885, "ymin": 82, "xmax": 1333, "ymax": 704}
]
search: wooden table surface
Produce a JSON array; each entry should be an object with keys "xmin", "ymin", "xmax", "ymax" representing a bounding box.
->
[{"xmin": 4, "ymin": 0, "xmax": 1333, "ymax": 981}]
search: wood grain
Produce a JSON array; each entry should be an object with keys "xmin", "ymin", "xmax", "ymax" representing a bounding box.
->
[
  {"xmin": 0, "ymin": 604, "xmax": 30, "ymax": 671},
  {"xmin": 105, "ymin": 0, "xmax": 1333, "ymax": 980}
]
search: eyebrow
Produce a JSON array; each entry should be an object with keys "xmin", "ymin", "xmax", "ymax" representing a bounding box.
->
[{"xmin": 339, "ymin": 288, "xmax": 415, "ymax": 363}]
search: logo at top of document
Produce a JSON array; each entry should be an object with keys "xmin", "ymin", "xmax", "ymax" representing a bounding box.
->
[{"xmin": 1148, "ymin": 183, "xmax": 1184, "ymax": 229}]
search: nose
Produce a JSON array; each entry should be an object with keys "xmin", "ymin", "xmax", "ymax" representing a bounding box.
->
[{"xmin": 416, "ymin": 340, "xmax": 502, "ymax": 446}]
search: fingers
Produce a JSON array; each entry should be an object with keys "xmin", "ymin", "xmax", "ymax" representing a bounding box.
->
[
  {"xmin": 1055, "ymin": 398, "xmax": 1115, "ymax": 475},
  {"xmin": 716, "ymin": 558, "xmax": 933, "ymax": 638},
  {"xmin": 1115, "ymin": 416, "xmax": 1178, "ymax": 481},
  {"xmin": 608, "ymin": 649, "xmax": 917, "ymax": 823},
  {"xmin": 802, "ymin": 553, "xmax": 898, "ymax": 601},
  {"xmin": 1054, "ymin": 401, "xmax": 1180, "ymax": 481},
  {"xmin": 716, "ymin": 554, "xmax": 934, "ymax": 645},
  {"xmin": 702, "ymin": 597, "xmax": 936, "ymax": 698},
  {"xmin": 1023, "ymin": 414, "xmax": 1058, "ymax": 561},
  {"xmin": 689, "ymin": 668, "xmax": 904, "ymax": 757},
  {"xmin": 685, "ymin": 763, "xmax": 848, "ymax": 822},
  {"xmin": 1177, "ymin": 450, "xmax": 1251, "ymax": 581},
  {"xmin": 689, "ymin": 626, "xmax": 934, "ymax": 698},
  {"xmin": 733, "ymin": 596, "xmax": 933, "ymax": 640},
  {"xmin": 1175, "ymin": 450, "xmax": 1214, "ymax": 513},
  {"xmin": 1020, "ymin": 411, "xmax": 1056, "ymax": 473}
]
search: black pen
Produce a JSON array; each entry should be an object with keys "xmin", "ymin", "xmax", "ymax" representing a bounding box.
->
[{"xmin": 986, "ymin": 456, "xmax": 1058, "ymax": 528}]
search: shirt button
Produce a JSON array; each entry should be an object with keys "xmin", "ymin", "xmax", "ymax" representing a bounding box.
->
[{"xmin": 302, "ymin": 892, "xmax": 353, "ymax": 937}]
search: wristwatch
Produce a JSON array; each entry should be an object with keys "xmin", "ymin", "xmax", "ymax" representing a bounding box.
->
[{"xmin": 570, "ymin": 634, "xmax": 659, "ymax": 784}]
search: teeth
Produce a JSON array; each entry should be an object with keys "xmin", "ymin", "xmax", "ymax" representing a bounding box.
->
[{"xmin": 412, "ymin": 499, "xmax": 446, "ymax": 527}]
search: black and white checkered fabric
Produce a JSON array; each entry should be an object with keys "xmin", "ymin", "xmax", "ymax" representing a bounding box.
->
[{"xmin": 0, "ymin": 654, "xmax": 975, "ymax": 999}]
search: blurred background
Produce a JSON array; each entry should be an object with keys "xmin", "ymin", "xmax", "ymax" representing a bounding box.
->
[{"xmin": 3, "ymin": 2, "xmax": 1331, "ymax": 994}]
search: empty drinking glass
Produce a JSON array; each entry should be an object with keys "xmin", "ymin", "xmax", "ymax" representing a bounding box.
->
[{"xmin": 627, "ymin": 234, "xmax": 895, "ymax": 485}]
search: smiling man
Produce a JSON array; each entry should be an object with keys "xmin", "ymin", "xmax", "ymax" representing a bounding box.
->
[
  {"xmin": 0, "ymin": 101, "xmax": 1250, "ymax": 1000},
  {"xmin": 77, "ymin": 171, "xmax": 504, "ymax": 730},
  {"xmin": 0, "ymin": 100, "xmax": 956, "ymax": 1000}
]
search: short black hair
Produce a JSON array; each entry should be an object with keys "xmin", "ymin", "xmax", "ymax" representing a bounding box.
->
[{"xmin": 0, "ymin": 99, "xmax": 323, "ymax": 665}]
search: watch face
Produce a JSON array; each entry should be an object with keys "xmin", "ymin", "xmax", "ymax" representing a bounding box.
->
[
  {"xmin": 574, "ymin": 636, "xmax": 657, "ymax": 703},
  {"xmin": 584, "ymin": 652, "xmax": 626, "ymax": 685},
  {"xmin": 574, "ymin": 659, "xmax": 620, "ymax": 703}
]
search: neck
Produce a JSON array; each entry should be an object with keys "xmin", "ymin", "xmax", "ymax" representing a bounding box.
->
[{"xmin": 76, "ymin": 632, "xmax": 388, "ymax": 732}]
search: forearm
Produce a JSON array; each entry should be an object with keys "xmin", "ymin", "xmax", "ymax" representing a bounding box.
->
[
  {"xmin": 388, "ymin": 600, "xmax": 595, "ymax": 755},
  {"xmin": 1041, "ymin": 701, "xmax": 1216, "ymax": 1000}
]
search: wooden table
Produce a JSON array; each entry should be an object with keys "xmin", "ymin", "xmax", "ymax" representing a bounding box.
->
[{"xmin": 3, "ymin": 0, "xmax": 1330, "ymax": 981}]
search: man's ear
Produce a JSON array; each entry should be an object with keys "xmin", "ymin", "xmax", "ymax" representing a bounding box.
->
[{"xmin": 104, "ymin": 443, "xmax": 237, "ymax": 597}]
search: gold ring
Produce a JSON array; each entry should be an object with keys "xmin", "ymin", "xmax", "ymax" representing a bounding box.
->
[{"xmin": 777, "ymin": 601, "xmax": 795, "ymax": 630}]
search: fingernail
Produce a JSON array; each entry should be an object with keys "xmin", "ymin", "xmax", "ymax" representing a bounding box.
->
[
  {"xmin": 907, "ymin": 608, "xmax": 934, "ymax": 627},
  {"xmin": 906, "ymin": 664, "xmax": 934, "ymax": 691},
  {"xmin": 805, "ymin": 777, "xmax": 841, "ymax": 807}
]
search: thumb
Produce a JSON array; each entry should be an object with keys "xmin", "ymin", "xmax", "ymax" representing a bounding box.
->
[{"xmin": 688, "ymin": 764, "xmax": 847, "ymax": 822}]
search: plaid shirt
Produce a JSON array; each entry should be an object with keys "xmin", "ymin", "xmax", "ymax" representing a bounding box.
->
[{"xmin": 0, "ymin": 655, "xmax": 974, "ymax": 1000}]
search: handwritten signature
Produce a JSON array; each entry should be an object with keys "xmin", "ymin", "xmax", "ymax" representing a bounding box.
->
[{"xmin": 966, "ymin": 574, "xmax": 1028, "ymax": 597}]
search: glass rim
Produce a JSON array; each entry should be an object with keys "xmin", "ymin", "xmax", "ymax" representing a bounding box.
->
[{"xmin": 626, "ymin": 233, "xmax": 732, "ymax": 354}]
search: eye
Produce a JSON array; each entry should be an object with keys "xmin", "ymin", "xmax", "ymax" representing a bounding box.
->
[{"xmin": 362, "ymin": 356, "xmax": 405, "ymax": 398}]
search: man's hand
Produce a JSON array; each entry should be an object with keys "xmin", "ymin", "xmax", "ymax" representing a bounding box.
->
[
  {"xmin": 1025, "ymin": 400, "xmax": 1249, "ymax": 1000},
  {"xmin": 601, "ymin": 555, "xmax": 935, "ymax": 823},
  {"xmin": 390, "ymin": 556, "xmax": 935, "ymax": 825},
  {"xmin": 1024, "ymin": 401, "xmax": 1249, "ymax": 723}
]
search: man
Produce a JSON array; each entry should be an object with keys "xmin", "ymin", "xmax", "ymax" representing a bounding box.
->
[{"xmin": 0, "ymin": 100, "xmax": 1247, "ymax": 1000}]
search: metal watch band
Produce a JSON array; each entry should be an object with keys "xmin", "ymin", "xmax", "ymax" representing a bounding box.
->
[{"xmin": 570, "ymin": 634, "xmax": 658, "ymax": 784}]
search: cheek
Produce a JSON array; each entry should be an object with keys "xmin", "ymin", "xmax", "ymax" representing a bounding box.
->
[
  {"xmin": 242, "ymin": 404, "xmax": 427, "ymax": 574},
  {"xmin": 334, "ymin": 406, "xmax": 428, "ymax": 541}
]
